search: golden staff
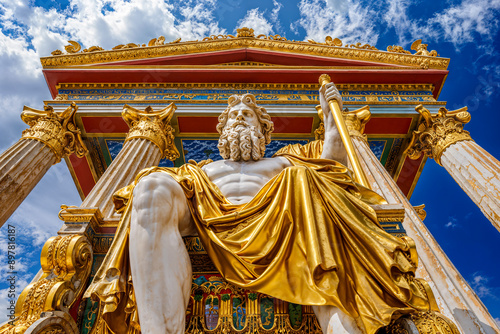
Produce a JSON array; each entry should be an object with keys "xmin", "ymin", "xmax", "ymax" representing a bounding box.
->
[{"xmin": 318, "ymin": 74, "xmax": 371, "ymax": 188}]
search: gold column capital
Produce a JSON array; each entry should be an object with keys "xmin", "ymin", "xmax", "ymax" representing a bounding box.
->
[
  {"xmin": 314, "ymin": 105, "xmax": 371, "ymax": 140},
  {"xmin": 344, "ymin": 105, "xmax": 371, "ymax": 139},
  {"xmin": 405, "ymin": 105, "xmax": 472, "ymax": 165},
  {"xmin": 21, "ymin": 102, "xmax": 87, "ymax": 163},
  {"xmin": 122, "ymin": 103, "xmax": 179, "ymax": 160}
]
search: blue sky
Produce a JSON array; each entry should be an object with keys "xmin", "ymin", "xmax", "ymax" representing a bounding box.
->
[{"xmin": 0, "ymin": 0, "xmax": 499, "ymax": 326}]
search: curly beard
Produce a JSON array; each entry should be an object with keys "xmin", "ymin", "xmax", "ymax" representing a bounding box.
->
[{"xmin": 218, "ymin": 121, "xmax": 266, "ymax": 161}]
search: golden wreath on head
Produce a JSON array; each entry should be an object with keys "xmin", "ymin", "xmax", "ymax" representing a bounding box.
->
[{"xmin": 217, "ymin": 93, "xmax": 274, "ymax": 145}]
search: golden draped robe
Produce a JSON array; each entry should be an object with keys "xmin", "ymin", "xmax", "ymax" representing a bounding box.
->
[{"xmin": 84, "ymin": 141, "xmax": 436, "ymax": 334}]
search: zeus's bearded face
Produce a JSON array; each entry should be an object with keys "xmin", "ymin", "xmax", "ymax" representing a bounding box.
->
[
  {"xmin": 217, "ymin": 95, "xmax": 274, "ymax": 162},
  {"xmin": 218, "ymin": 119, "xmax": 266, "ymax": 161}
]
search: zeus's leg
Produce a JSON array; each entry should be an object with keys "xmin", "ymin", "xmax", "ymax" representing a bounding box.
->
[
  {"xmin": 313, "ymin": 305, "xmax": 365, "ymax": 334},
  {"xmin": 130, "ymin": 172, "xmax": 196, "ymax": 333}
]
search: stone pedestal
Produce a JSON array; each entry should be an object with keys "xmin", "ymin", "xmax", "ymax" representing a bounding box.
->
[
  {"xmin": 346, "ymin": 107, "xmax": 500, "ymax": 334},
  {"xmin": 0, "ymin": 103, "xmax": 86, "ymax": 227},
  {"xmin": 406, "ymin": 105, "xmax": 500, "ymax": 232}
]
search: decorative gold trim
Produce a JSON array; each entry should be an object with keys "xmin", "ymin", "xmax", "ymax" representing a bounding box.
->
[
  {"xmin": 404, "ymin": 105, "xmax": 472, "ymax": 165},
  {"xmin": 373, "ymin": 205, "xmax": 406, "ymax": 223},
  {"xmin": 56, "ymin": 82, "xmax": 436, "ymax": 92},
  {"xmin": 122, "ymin": 104, "xmax": 180, "ymax": 160},
  {"xmin": 42, "ymin": 34, "xmax": 449, "ymax": 70},
  {"xmin": 0, "ymin": 235, "xmax": 92, "ymax": 334},
  {"xmin": 21, "ymin": 102, "xmax": 88, "ymax": 163},
  {"xmin": 58, "ymin": 206, "xmax": 105, "ymax": 231},
  {"xmin": 389, "ymin": 311, "xmax": 460, "ymax": 334},
  {"xmin": 413, "ymin": 204, "xmax": 427, "ymax": 221}
]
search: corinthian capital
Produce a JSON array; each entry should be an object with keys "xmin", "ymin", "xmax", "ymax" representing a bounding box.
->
[
  {"xmin": 122, "ymin": 104, "xmax": 179, "ymax": 161},
  {"xmin": 314, "ymin": 105, "xmax": 371, "ymax": 141},
  {"xmin": 344, "ymin": 105, "xmax": 371, "ymax": 139},
  {"xmin": 21, "ymin": 102, "xmax": 87, "ymax": 163},
  {"xmin": 405, "ymin": 105, "xmax": 472, "ymax": 165}
]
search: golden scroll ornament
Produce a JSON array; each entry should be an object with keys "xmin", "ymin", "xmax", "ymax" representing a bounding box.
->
[
  {"xmin": 404, "ymin": 105, "xmax": 472, "ymax": 165},
  {"xmin": 0, "ymin": 235, "xmax": 92, "ymax": 334},
  {"xmin": 21, "ymin": 102, "xmax": 87, "ymax": 163}
]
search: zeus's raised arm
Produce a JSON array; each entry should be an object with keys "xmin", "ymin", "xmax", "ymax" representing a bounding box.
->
[{"xmin": 319, "ymin": 82, "xmax": 348, "ymax": 165}]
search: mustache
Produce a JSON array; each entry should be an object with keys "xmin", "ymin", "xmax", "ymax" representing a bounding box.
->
[{"xmin": 230, "ymin": 120, "xmax": 250, "ymax": 128}]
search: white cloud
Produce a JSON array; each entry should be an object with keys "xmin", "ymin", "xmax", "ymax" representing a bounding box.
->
[
  {"xmin": 431, "ymin": 0, "xmax": 500, "ymax": 46},
  {"xmin": 470, "ymin": 273, "xmax": 494, "ymax": 298},
  {"xmin": 236, "ymin": 8, "xmax": 274, "ymax": 36},
  {"xmin": 382, "ymin": 0, "xmax": 500, "ymax": 48},
  {"xmin": 271, "ymin": 0, "xmax": 282, "ymax": 23},
  {"xmin": 294, "ymin": 0, "xmax": 379, "ymax": 45},
  {"xmin": 445, "ymin": 217, "xmax": 458, "ymax": 228}
]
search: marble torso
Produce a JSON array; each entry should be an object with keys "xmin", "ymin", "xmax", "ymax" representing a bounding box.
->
[{"xmin": 202, "ymin": 156, "xmax": 292, "ymax": 205}]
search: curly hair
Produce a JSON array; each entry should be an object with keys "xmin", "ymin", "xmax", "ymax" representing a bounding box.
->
[{"xmin": 216, "ymin": 94, "xmax": 274, "ymax": 145}]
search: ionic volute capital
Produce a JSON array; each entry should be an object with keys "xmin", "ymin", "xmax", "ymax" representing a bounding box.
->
[
  {"xmin": 122, "ymin": 103, "xmax": 179, "ymax": 161},
  {"xmin": 21, "ymin": 102, "xmax": 87, "ymax": 163},
  {"xmin": 314, "ymin": 105, "xmax": 371, "ymax": 141},
  {"xmin": 404, "ymin": 104, "xmax": 472, "ymax": 165}
]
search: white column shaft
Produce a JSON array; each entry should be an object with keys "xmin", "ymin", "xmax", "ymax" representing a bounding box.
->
[
  {"xmin": 352, "ymin": 136, "xmax": 500, "ymax": 334},
  {"xmin": 0, "ymin": 139, "xmax": 57, "ymax": 226},
  {"xmin": 81, "ymin": 139, "xmax": 162, "ymax": 219},
  {"xmin": 441, "ymin": 141, "xmax": 500, "ymax": 231}
]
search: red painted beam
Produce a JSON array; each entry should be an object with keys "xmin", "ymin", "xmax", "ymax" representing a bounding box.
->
[
  {"xmin": 44, "ymin": 67, "xmax": 448, "ymax": 99},
  {"xmin": 69, "ymin": 155, "xmax": 96, "ymax": 197},
  {"xmin": 365, "ymin": 117, "xmax": 412, "ymax": 135},
  {"xmin": 81, "ymin": 116, "xmax": 413, "ymax": 135},
  {"xmin": 397, "ymin": 155, "xmax": 424, "ymax": 196}
]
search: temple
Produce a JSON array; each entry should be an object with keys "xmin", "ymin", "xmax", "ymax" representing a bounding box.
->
[{"xmin": 0, "ymin": 27, "xmax": 499, "ymax": 333}]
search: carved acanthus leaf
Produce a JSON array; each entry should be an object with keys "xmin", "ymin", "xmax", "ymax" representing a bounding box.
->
[
  {"xmin": 404, "ymin": 105, "xmax": 471, "ymax": 165},
  {"xmin": 20, "ymin": 102, "xmax": 87, "ymax": 163}
]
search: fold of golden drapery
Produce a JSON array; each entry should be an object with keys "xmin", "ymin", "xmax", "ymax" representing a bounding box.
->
[{"xmin": 84, "ymin": 141, "xmax": 432, "ymax": 334}]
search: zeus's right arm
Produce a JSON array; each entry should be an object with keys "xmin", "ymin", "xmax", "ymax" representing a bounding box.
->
[{"xmin": 319, "ymin": 83, "xmax": 348, "ymax": 166}]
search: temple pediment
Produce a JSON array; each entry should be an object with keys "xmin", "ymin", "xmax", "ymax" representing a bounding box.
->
[
  {"xmin": 43, "ymin": 28, "xmax": 449, "ymax": 69},
  {"xmin": 41, "ymin": 28, "xmax": 449, "ymax": 98}
]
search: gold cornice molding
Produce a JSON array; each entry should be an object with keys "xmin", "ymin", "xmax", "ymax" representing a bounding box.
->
[
  {"xmin": 404, "ymin": 105, "xmax": 472, "ymax": 165},
  {"xmin": 41, "ymin": 37, "xmax": 450, "ymax": 70},
  {"xmin": 20, "ymin": 102, "xmax": 88, "ymax": 163},
  {"xmin": 56, "ymin": 82, "xmax": 435, "ymax": 92},
  {"xmin": 122, "ymin": 103, "xmax": 180, "ymax": 160}
]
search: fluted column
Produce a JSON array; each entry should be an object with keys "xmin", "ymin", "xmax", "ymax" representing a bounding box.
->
[
  {"xmin": 406, "ymin": 105, "xmax": 500, "ymax": 232},
  {"xmin": 79, "ymin": 103, "xmax": 179, "ymax": 219},
  {"xmin": 0, "ymin": 103, "xmax": 87, "ymax": 227},
  {"xmin": 344, "ymin": 107, "xmax": 500, "ymax": 334}
]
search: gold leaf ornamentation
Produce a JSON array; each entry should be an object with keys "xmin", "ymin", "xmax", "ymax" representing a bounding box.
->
[
  {"xmin": 411, "ymin": 39, "xmax": 439, "ymax": 57},
  {"xmin": 236, "ymin": 27, "xmax": 255, "ymax": 38},
  {"xmin": 64, "ymin": 40, "xmax": 81, "ymax": 53},
  {"xmin": 404, "ymin": 105, "xmax": 472, "ymax": 165},
  {"xmin": 0, "ymin": 236, "xmax": 92, "ymax": 334},
  {"xmin": 122, "ymin": 103, "xmax": 179, "ymax": 160},
  {"xmin": 21, "ymin": 102, "xmax": 88, "ymax": 163}
]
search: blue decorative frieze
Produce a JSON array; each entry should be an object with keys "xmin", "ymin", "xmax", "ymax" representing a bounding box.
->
[
  {"xmin": 106, "ymin": 140, "xmax": 174, "ymax": 167},
  {"xmin": 57, "ymin": 88, "xmax": 434, "ymax": 103},
  {"xmin": 368, "ymin": 140, "xmax": 386, "ymax": 160}
]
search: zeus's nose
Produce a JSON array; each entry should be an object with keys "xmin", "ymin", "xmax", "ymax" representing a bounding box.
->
[{"xmin": 236, "ymin": 115, "xmax": 245, "ymax": 121}]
